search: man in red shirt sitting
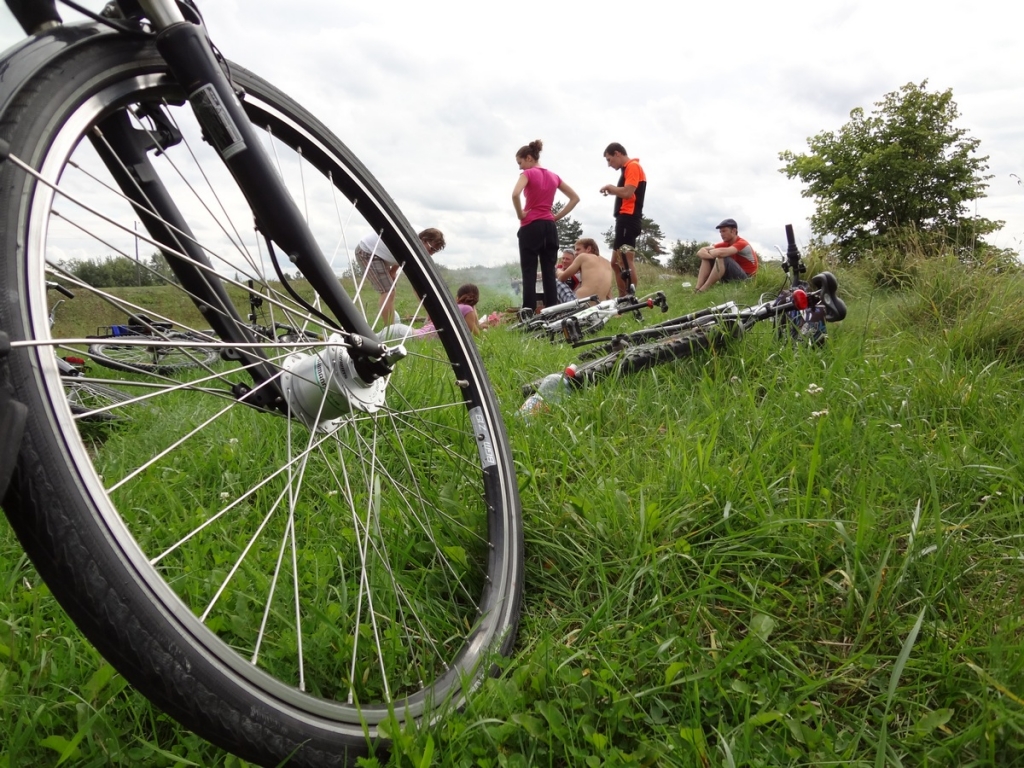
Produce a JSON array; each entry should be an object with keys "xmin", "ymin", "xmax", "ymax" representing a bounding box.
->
[{"xmin": 694, "ymin": 218, "xmax": 759, "ymax": 293}]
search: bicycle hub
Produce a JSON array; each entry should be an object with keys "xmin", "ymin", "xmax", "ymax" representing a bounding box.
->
[{"xmin": 280, "ymin": 335, "xmax": 394, "ymax": 427}]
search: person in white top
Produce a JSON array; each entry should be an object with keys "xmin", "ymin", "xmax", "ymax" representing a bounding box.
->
[{"xmin": 353, "ymin": 227, "xmax": 446, "ymax": 324}]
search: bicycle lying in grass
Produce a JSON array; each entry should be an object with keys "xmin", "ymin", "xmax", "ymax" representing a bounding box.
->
[
  {"xmin": 86, "ymin": 278, "xmax": 323, "ymax": 376},
  {"xmin": 48, "ymin": 281, "xmax": 136, "ymax": 422},
  {"xmin": 513, "ymin": 290, "xmax": 669, "ymax": 342},
  {"xmin": 0, "ymin": 2, "xmax": 522, "ymax": 766},
  {"xmin": 523, "ymin": 225, "xmax": 848, "ymax": 395},
  {"xmin": 559, "ymin": 290, "xmax": 669, "ymax": 344},
  {"xmin": 87, "ymin": 314, "xmax": 220, "ymax": 374}
]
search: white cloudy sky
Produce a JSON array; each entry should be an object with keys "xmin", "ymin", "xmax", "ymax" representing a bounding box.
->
[{"xmin": 2, "ymin": 0, "xmax": 1021, "ymax": 268}]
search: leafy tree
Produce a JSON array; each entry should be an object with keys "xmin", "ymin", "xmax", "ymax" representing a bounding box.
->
[
  {"xmin": 636, "ymin": 217, "xmax": 668, "ymax": 264},
  {"xmin": 667, "ymin": 239, "xmax": 711, "ymax": 274},
  {"xmin": 552, "ymin": 202, "xmax": 583, "ymax": 249},
  {"xmin": 57, "ymin": 255, "xmax": 144, "ymax": 287},
  {"xmin": 779, "ymin": 80, "xmax": 1000, "ymax": 260},
  {"xmin": 57, "ymin": 251, "xmax": 181, "ymax": 287},
  {"xmin": 602, "ymin": 216, "xmax": 667, "ymax": 265},
  {"xmin": 146, "ymin": 251, "xmax": 181, "ymax": 285}
]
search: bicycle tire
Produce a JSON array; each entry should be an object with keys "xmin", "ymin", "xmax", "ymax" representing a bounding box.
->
[
  {"xmin": 88, "ymin": 334, "xmax": 219, "ymax": 374},
  {"xmin": 570, "ymin": 319, "xmax": 743, "ymax": 386},
  {"xmin": 573, "ymin": 314, "xmax": 713, "ymax": 362},
  {"xmin": 63, "ymin": 377, "xmax": 134, "ymax": 422},
  {"xmin": 0, "ymin": 33, "xmax": 522, "ymax": 768}
]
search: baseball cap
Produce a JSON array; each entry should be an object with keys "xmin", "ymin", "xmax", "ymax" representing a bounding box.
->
[{"xmin": 716, "ymin": 218, "xmax": 738, "ymax": 229}]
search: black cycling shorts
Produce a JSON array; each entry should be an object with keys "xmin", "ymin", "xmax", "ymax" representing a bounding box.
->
[{"xmin": 613, "ymin": 214, "xmax": 642, "ymax": 249}]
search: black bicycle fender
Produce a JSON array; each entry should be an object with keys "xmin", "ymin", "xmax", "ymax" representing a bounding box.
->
[{"xmin": 0, "ymin": 22, "xmax": 116, "ymax": 129}]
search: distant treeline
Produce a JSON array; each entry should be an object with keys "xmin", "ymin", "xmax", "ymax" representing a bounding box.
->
[{"xmin": 55, "ymin": 253, "xmax": 181, "ymax": 288}]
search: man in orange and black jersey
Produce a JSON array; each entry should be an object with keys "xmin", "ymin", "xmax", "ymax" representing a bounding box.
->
[{"xmin": 600, "ymin": 142, "xmax": 647, "ymax": 297}]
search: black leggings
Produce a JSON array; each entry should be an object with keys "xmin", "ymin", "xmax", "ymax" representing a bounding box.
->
[{"xmin": 518, "ymin": 219, "xmax": 559, "ymax": 310}]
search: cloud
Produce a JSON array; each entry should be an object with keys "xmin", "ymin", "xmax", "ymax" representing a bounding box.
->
[{"xmin": 1, "ymin": 0, "xmax": 1019, "ymax": 262}]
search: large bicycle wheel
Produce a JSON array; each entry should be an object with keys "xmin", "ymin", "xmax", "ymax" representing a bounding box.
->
[
  {"xmin": 88, "ymin": 333, "xmax": 219, "ymax": 374},
  {"xmin": 0, "ymin": 31, "xmax": 522, "ymax": 768}
]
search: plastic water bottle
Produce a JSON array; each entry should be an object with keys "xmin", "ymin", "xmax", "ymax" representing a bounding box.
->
[{"xmin": 517, "ymin": 372, "xmax": 569, "ymax": 418}]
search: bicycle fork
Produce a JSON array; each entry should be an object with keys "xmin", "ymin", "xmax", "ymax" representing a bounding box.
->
[
  {"xmin": 3, "ymin": 0, "xmax": 406, "ymax": 419},
  {"xmin": 127, "ymin": 2, "xmax": 405, "ymax": 417}
]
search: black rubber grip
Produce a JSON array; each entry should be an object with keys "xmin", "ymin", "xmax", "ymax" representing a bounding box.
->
[{"xmin": 785, "ymin": 223, "xmax": 799, "ymax": 260}]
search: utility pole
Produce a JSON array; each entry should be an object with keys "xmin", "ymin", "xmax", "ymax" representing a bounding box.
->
[{"xmin": 134, "ymin": 221, "xmax": 141, "ymax": 287}]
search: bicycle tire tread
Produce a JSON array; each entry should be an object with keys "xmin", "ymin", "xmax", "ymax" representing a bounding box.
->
[
  {"xmin": 570, "ymin": 321, "xmax": 742, "ymax": 387},
  {"xmin": 5, "ymin": 397, "xmax": 363, "ymax": 766}
]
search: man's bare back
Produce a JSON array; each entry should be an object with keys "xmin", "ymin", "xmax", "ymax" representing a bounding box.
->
[{"xmin": 558, "ymin": 249, "xmax": 613, "ymax": 301}]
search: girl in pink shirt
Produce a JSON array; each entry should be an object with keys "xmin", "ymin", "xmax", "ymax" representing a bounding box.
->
[{"xmin": 512, "ymin": 140, "xmax": 579, "ymax": 313}]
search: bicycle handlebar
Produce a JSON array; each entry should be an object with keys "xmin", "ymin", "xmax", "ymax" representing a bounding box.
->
[
  {"xmin": 611, "ymin": 291, "xmax": 668, "ymax": 316},
  {"xmin": 538, "ymin": 295, "xmax": 598, "ymax": 318},
  {"xmin": 785, "ymin": 224, "xmax": 797, "ymax": 257},
  {"xmin": 781, "ymin": 223, "xmax": 807, "ymax": 286}
]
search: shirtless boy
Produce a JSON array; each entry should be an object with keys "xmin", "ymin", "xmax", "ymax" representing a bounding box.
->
[{"xmin": 557, "ymin": 238, "xmax": 614, "ymax": 300}]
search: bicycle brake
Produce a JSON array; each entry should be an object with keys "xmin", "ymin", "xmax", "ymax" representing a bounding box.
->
[{"xmin": 131, "ymin": 103, "xmax": 185, "ymax": 154}]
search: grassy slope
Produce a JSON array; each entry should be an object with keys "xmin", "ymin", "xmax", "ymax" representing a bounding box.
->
[{"xmin": 3, "ymin": 261, "xmax": 1023, "ymax": 766}]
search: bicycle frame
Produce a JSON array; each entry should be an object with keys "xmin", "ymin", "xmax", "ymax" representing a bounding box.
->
[
  {"xmin": 2, "ymin": 0, "xmax": 405, "ymax": 412},
  {"xmin": 558, "ymin": 291, "xmax": 669, "ymax": 343},
  {"xmin": 516, "ymin": 290, "xmax": 668, "ymax": 340}
]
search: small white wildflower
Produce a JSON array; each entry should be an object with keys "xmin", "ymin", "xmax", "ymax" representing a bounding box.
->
[
  {"xmin": 229, "ymin": 438, "xmax": 239, "ymax": 445},
  {"xmin": 889, "ymin": 423, "xmax": 902, "ymax": 429},
  {"xmin": 731, "ymin": 376, "xmax": 741, "ymax": 384},
  {"xmin": 807, "ymin": 383, "xmax": 823, "ymax": 395},
  {"xmin": 327, "ymin": 490, "xmax": 338, "ymax": 496},
  {"xmin": 220, "ymin": 492, "xmax": 230, "ymax": 500},
  {"xmin": 810, "ymin": 409, "xmax": 829, "ymax": 419}
]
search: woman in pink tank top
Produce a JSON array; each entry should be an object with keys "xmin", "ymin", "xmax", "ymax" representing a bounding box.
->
[{"xmin": 512, "ymin": 140, "xmax": 580, "ymax": 313}]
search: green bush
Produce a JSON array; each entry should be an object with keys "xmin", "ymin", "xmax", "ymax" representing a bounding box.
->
[{"xmin": 891, "ymin": 254, "xmax": 1024, "ymax": 362}]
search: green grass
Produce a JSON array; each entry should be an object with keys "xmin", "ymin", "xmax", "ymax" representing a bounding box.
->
[{"xmin": 5, "ymin": 259, "xmax": 1024, "ymax": 766}]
